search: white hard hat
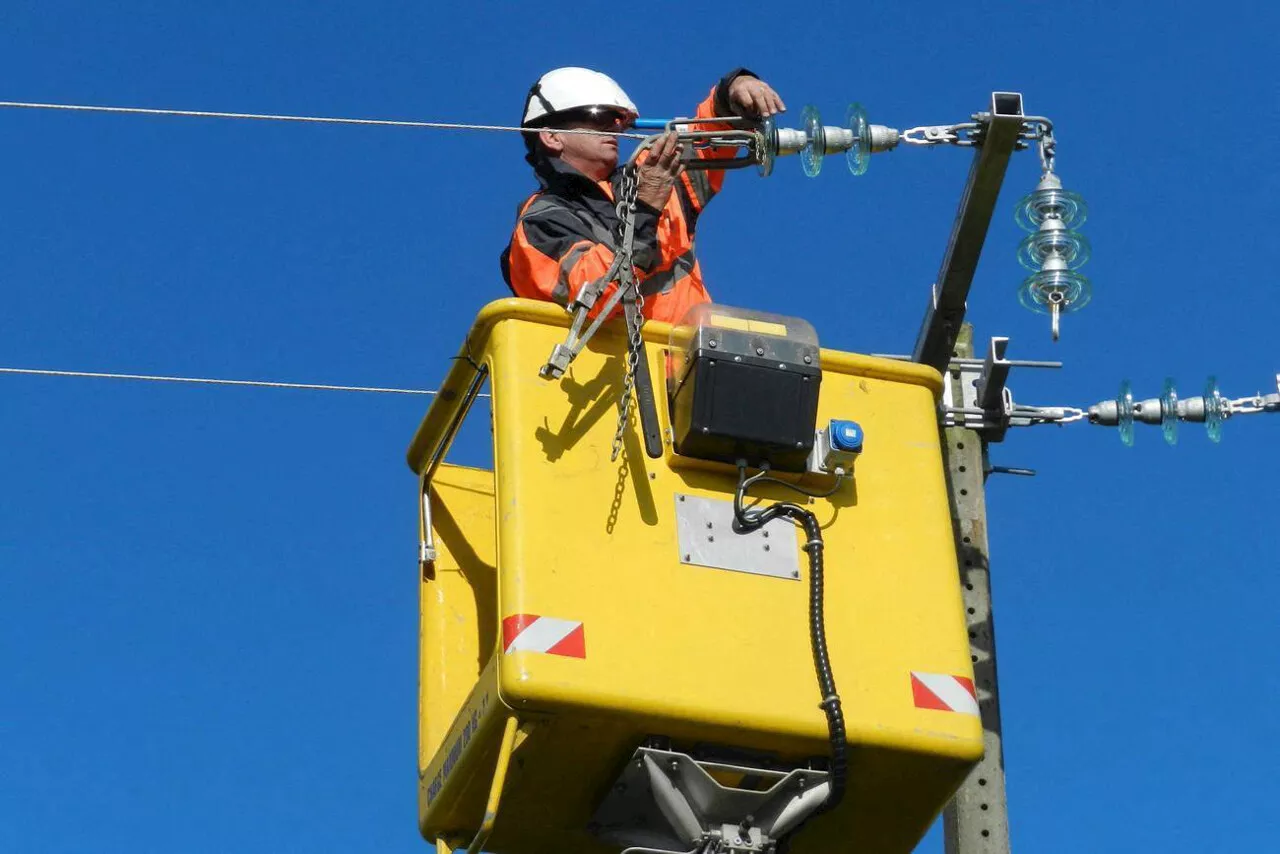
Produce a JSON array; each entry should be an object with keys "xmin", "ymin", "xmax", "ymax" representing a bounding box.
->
[{"xmin": 522, "ymin": 67, "xmax": 638, "ymax": 126}]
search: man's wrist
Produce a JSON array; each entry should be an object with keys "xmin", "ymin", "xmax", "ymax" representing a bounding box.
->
[
  {"xmin": 634, "ymin": 198, "xmax": 662, "ymax": 218},
  {"xmin": 715, "ymin": 67, "xmax": 757, "ymax": 116}
]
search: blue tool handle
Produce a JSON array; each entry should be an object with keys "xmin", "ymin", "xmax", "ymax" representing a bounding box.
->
[{"xmin": 633, "ymin": 118, "xmax": 674, "ymax": 130}]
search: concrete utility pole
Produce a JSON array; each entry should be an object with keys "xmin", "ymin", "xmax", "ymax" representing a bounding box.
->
[
  {"xmin": 904, "ymin": 91, "xmax": 1025, "ymax": 852},
  {"xmin": 941, "ymin": 326, "xmax": 1011, "ymax": 854},
  {"xmin": 904, "ymin": 91, "xmax": 1021, "ymax": 849}
]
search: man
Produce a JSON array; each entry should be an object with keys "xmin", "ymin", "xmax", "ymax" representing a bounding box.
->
[{"xmin": 501, "ymin": 67, "xmax": 786, "ymax": 324}]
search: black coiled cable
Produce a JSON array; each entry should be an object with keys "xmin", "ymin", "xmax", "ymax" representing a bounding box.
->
[{"xmin": 733, "ymin": 463, "xmax": 848, "ymax": 817}]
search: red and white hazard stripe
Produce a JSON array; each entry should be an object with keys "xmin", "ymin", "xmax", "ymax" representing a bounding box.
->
[
  {"xmin": 502, "ymin": 614, "xmax": 586, "ymax": 659},
  {"xmin": 910, "ymin": 671, "xmax": 979, "ymax": 716}
]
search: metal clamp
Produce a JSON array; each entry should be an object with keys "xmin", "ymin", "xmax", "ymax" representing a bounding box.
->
[
  {"xmin": 540, "ymin": 258, "xmax": 629, "ymax": 380},
  {"xmin": 1225, "ymin": 373, "xmax": 1280, "ymax": 415},
  {"xmin": 657, "ymin": 116, "xmax": 766, "ymax": 172},
  {"xmin": 940, "ymin": 336, "xmax": 1080, "ymax": 441},
  {"xmin": 590, "ymin": 747, "xmax": 831, "ymax": 854},
  {"xmin": 900, "ymin": 121, "xmax": 982, "ymax": 147}
]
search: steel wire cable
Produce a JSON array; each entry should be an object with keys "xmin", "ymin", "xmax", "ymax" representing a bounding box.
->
[
  {"xmin": 0, "ymin": 99, "xmax": 650, "ymax": 139},
  {"xmin": 0, "ymin": 366, "xmax": 488, "ymax": 397},
  {"xmin": 0, "ymin": 97, "xmax": 644, "ymax": 402}
]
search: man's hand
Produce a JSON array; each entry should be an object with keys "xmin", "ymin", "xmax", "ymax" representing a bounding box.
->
[
  {"xmin": 728, "ymin": 76, "xmax": 786, "ymax": 119},
  {"xmin": 635, "ymin": 131, "xmax": 683, "ymax": 210}
]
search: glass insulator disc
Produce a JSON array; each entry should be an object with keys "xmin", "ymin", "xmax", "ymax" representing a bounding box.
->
[
  {"xmin": 1118, "ymin": 380, "xmax": 1136, "ymax": 447},
  {"xmin": 1161, "ymin": 377, "xmax": 1179, "ymax": 446},
  {"xmin": 1017, "ymin": 229, "xmax": 1092, "ymax": 271},
  {"xmin": 845, "ymin": 103, "xmax": 871, "ymax": 176},
  {"xmin": 1014, "ymin": 187, "xmax": 1088, "ymax": 231},
  {"xmin": 1017, "ymin": 269, "xmax": 1092, "ymax": 314},
  {"xmin": 1205, "ymin": 376, "xmax": 1228, "ymax": 443},
  {"xmin": 800, "ymin": 105, "xmax": 823, "ymax": 178}
]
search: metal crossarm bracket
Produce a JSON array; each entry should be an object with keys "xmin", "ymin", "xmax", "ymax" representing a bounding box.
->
[
  {"xmin": 975, "ymin": 337, "xmax": 1012, "ymax": 413},
  {"xmin": 913, "ymin": 93, "xmax": 1026, "ymax": 373},
  {"xmin": 943, "ymin": 352, "xmax": 1013, "ymax": 442},
  {"xmin": 941, "ymin": 336, "xmax": 1077, "ymax": 440}
]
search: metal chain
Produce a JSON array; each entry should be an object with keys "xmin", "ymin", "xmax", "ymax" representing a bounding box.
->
[
  {"xmin": 610, "ymin": 165, "xmax": 644, "ymax": 462},
  {"xmin": 1017, "ymin": 116, "xmax": 1056, "ymax": 172},
  {"xmin": 1038, "ymin": 127, "xmax": 1057, "ymax": 174},
  {"xmin": 901, "ymin": 116, "xmax": 1058, "ymax": 172},
  {"xmin": 1226, "ymin": 386, "xmax": 1280, "ymax": 415},
  {"xmin": 900, "ymin": 121, "xmax": 982, "ymax": 147}
]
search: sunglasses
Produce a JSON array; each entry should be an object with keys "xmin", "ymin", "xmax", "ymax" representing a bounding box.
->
[{"xmin": 557, "ymin": 108, "xmax": 634, "ymax": 131}]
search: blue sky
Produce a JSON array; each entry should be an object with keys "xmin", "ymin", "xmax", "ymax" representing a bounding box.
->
[{"xmin": 2, "ymin": 2, "xmax": 1277, "ymax": 852}]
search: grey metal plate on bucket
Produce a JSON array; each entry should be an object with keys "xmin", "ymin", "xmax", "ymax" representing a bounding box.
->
[{"xmin": 674, "ymin": 494, "xmax": 800, "ymax": 581}]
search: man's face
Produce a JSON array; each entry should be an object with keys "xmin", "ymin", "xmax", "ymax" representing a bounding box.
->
[{"xmin": 539, "ymin": 109, "xmax": 632, "ymax": 181}]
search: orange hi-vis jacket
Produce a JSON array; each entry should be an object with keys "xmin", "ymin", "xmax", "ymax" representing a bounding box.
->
[{"xmin": 501, "ymin": 71, "xmax": 753, "ymax": 324}]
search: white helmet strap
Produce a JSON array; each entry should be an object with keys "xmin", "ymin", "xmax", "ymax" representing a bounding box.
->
[{"xmin": 523, "ymin": 82, "xmax": 558, "ymax": 127}]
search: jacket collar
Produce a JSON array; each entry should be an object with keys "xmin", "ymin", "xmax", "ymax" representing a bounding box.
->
[{"xmin": 534, "ymin": 155, "xmax": 616, "ymax": 197}]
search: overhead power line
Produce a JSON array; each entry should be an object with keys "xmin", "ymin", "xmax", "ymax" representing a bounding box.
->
[
  {"xmin": 0, "ymin": 366, "xmax": 456, "ymax": 397},
  {"xmin": 0, "ymin": 100, "xmax": 649, "ymax": 139}
]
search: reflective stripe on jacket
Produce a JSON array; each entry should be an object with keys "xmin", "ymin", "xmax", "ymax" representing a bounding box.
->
[{"xmin": 501, "ymin": 70, "xmax": 752, "ymax": 325}]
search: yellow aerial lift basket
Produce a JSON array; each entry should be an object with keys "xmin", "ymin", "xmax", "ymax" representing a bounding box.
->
[{"xmin": 407, "ymin": 299, "xmax": 981, "ymax": 854}]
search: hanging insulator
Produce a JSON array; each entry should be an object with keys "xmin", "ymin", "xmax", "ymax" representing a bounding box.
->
[{"xmin": 1015, "ymin": 172, "xmax": 1092, "ymax": 340}]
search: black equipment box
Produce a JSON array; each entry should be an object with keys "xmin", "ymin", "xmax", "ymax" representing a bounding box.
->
[{"xmin": 668, "ymin": 307, "xmax": 822, "ymax": 472}]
